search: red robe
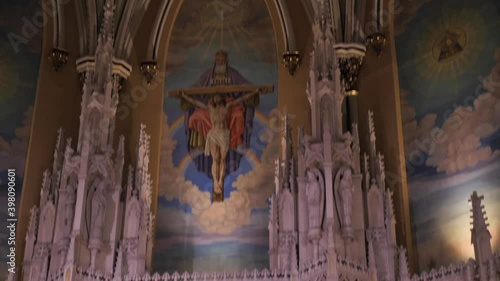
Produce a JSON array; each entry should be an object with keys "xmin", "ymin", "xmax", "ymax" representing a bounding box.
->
[{"xmin": 188, "ymin": 98, "xmax": 245, "ymax": 149}]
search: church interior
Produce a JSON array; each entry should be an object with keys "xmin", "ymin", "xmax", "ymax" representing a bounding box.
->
[{"xmin": 0, "ymin": 0, "xmax": 499, "ymax": 280}]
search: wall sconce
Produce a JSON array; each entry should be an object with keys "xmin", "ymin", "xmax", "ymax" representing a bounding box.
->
[
  {"xmin": 48, "ymin": 48, "xmax": 69, "ymax": 71},
  {"xmin": 282, "ymin": 51, "xmax": 301, "ymax": 76},
  {"xmin": 365, "ymin": 33, "xmax": 386, "ymax": 57},
  {"xmin": 140, "ymin": 61, "xmax": 159, "ymax": 85}
]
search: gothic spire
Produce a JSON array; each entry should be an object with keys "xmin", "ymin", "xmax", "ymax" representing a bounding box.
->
[{"xmin": 100, "ymin": 0, "xmax": 115, "ymax": 43}]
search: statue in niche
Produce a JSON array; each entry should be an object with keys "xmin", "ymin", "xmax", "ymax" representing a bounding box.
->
[
  {"xmin": 279, "ymin": 189, "xmax": 294, "ymax": 232},
  {"xmin": 306, "ymin": 170, "xmax": 322, "ymax": 231},
  {"xmin": 61, "ymin": 188, "xmax": 76, "ymax": 237},
  {"xmin": 90, "ymin": 183, "xmax": 107, "ymax": 241},
  {"xmin": 339, "ymin": 169, "xmax": 354, "ymax": 228}
]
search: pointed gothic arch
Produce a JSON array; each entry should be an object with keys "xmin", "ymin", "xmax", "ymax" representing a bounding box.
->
[{"xmin": 145, "ymin": 0, "xmax": 298, "ymax": 66}]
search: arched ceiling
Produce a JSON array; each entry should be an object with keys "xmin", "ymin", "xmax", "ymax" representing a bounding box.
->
[{"xmin": 59, "ymin": 0, "xmax": 311, "ymax": 63}]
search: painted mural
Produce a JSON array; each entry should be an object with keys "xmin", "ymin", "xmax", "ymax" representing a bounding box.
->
[
  {"xmin": 0, "ymin": 0, "xmax": 42, "ymax": 278},
  {"xmin": 395, "ymin": 0, "xmax": 500, "ymax": 270},
  {"xmin": 154, "ymin": 0, "xmax": 278, "ymax": 273}
]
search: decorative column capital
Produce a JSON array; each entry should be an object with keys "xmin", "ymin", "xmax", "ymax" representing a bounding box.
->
[
  {"xmin": 282, "ymin": 51, "xmax": 301, "ymax": 76},
  {"xmin": 140, "ymin": 61, "xmax": 159, "ymax": 85},
  {"xmin": 365, "ymin": 33, "xmax": 387, "ymax": 57},
  {"xmin": 48, "ymin": 48, "xmax": 69, "ymax": 71},
  {"xmin": 334, "ymin": 44, "xmax": 365, "ymax": 96}
]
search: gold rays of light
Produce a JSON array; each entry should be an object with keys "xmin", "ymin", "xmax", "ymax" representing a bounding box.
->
[
  {"xmin": 403, "ymin": 5, "xmax": 491, "ymax": 100},
  {"xmin": 194, "ymin": 0, "xmax": 250, "ymax": 62}
]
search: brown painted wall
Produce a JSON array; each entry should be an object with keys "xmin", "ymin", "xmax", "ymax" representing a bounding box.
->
[{"xmin": 358, "ymin": 0, "xmax": 414, "ymax": 271}]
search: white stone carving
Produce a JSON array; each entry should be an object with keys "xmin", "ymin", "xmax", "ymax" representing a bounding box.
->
[
  {"xmin": 306, "ymin": 169, "xmax": 324, "ymax": 234},
  {"xmin": 89, "ymin": 183, "xmax": 107, "ymax": 245},
  {"xmin": 337, "ymin": 168, "xmax": 354, "ymax": 232}
]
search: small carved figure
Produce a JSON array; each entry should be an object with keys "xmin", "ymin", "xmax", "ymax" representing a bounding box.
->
[
  {"xmin": 90, "ymin": 183, "xmax": 107, "ymax": 241},
  {"xmin": 279, "ymin": 189, "xmax": 294, "ymax": 232},
  {"xmin": 339, "ymin": 169, "xmax": 354, "ymax": 228},
  {"xmin": 306, "ymin": 171, "xmax": 322, "ymax": 230}
]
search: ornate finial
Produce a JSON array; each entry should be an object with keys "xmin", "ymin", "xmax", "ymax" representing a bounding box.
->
[
  {"xmin": 113, "ymin": 244, "xmax": 124, "ymax": 279},
  {"xmin": 398, "ymin": 246, "xmax": 410, "ymax": 280},
  {"xmin": 101, "ymin": 0, "xmax": 115, "ymax": 42},
  {"xmin": 26, "ymin": 206, "xmax": 39, "ymax": 239},
  {"xmin": 282, "ymin": 51, "xmax": 301, "ymax": 76},
  {"xmin": 368, "ymin": 110, "xmax": 376, "ymax": 143},
  {"xmin": 48, "ymin": 48, "xmax": 69, "ymax": 71},
  {"xmin": 64, "ymin": 137, "xmax": 73, "ymax": 160},
  {"xmin": 55, "ymin": 128, "xmax": 64, "ymax": 152},
  {"xmin": 148, "ymin": 213, "xmax": 156, "ymax": 239},
  {"xmin": 41, "ymin": 170, "xmax": 51, "ymax": 194},
  {"xmin": 127, "ymin": 165, "xmax": 134, "ymax": 196}
]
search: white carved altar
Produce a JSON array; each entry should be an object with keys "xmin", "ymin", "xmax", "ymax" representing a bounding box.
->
[{"xmin": 13, "ymin": 0, "xmax": 500, "ymax": 281}]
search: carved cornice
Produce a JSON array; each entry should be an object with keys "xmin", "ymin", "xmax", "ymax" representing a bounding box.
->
[{"xmin": 76, "ymin": 57, "xmax": 132, "ymax": 79}]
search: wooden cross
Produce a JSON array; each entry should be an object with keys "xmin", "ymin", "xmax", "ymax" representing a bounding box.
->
[{"xmin": 168, "ymin": 84, "xmax": 274, "ymax": 97}]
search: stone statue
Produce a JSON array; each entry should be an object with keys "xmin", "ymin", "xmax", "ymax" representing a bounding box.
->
[
  {"xmin": 306, "ymin": 170, "xmax": 322, "ymax": 230},
  {"xmin": 90, "ymin": 183, "xmax": 107, "ymax": 241},
  {"xmin": 339, "ymin": 169, "xmax": 354, "ymax": 228},
  {"xmin": 62, "ymin": 190, "xmax": 76, "ymax": 236},
  {"xmin": 279, "ymin": 189, "xmax": 294, "ymax": 232}
]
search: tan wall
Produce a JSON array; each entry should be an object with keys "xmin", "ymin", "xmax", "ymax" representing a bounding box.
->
[
  {"xmin": 15, "ymin": 0, "xmax": 82, "ymax": 273},
  {"xmin": 358, "ymin": 0, "xmax": 415, "ymax": 271}
]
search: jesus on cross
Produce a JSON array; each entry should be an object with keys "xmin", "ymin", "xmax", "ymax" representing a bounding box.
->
[
  {"xmin": 169, "ymin": 54, "xmax": 273, "ymax": 202},
  {"xmin": 180, "ymin": 89, "xmax": 265, "ymax": 200},
  {"xmin": 170, "ymin": 86, "xmax": 272, "ymax": 202}
]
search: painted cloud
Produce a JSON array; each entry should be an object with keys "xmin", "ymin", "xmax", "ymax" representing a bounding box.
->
[{"xmin": 402, "ymin": 49, "xmax": 500, "ymax": 175}]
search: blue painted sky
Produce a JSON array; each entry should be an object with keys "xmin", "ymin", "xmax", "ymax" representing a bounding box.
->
[
  {"xmin": 396, "ymin": 0, "xmax": 500, "ymax": 121},
  {"xmin": 395, "ymin": 0, "xmax": 500, "ymax": 270}
]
